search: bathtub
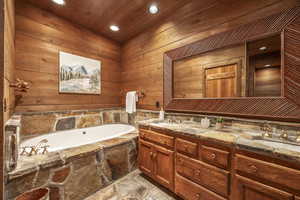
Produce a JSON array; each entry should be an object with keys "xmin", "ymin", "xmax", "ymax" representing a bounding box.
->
[{"xmin": 21, "ymin": 124, "xmax": 136, "ymax": 152}]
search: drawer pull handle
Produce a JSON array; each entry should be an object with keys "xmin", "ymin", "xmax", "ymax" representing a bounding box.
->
[
  {"xmin": 196, "ymin": 193, "xmax": 201, "ymax": 199},
  {"xmin": 152, "ymin": 153, "xmax": 157, "ymax": 159},
  {"xmin": 248, "ymin": 164, "xmax": 258, "ymax": 173},
  {"xmin": 178, "ymin": 158, "xmax": 183, "ymax": 164},
  {"xmin": 194, "ymin": 169, "xmax": 201, "ymax": 176},
  {"xmin": 209, "ymin": 153, "xmax": 216, "ymax": 160}
]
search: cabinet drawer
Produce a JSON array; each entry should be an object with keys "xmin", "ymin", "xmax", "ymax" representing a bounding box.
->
[
  {"xmin": 235, "ymin": 154, "xmax": 300, "ymax": 192},
  {"xmin": 200, "ymin": 145, "xmax": 230, "ymax": 169},
  {"xmin": 139, "ymin": 129, "xmax": 174, "ymax": 148},
  {"xmin": 176, "ymin": 138, "xmax": 197, "ymax": 157},
  {"xmin": 234, "ymin": 175, "xmax": 293, "ymax": 200},
  {"xmin": 175, "ymin": 174, "xmax": 226, "ymax": 200},
  {"xmin": 176, "ymin": 153, "xmax": 230, "ymax": 197}
]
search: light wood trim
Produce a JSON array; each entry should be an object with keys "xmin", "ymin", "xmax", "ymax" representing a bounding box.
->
[{"xmin": 203, "ymin": 58, "xmax": 242, "ymax": 98}]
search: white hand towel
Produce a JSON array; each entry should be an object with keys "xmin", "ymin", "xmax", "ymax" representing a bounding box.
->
[{"xmin": 126, "ymin": 91, "xmax": 138, "ymax": 113}]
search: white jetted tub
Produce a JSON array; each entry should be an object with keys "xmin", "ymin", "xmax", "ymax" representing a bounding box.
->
[{"xmin": 20, "ymin": 124, "xmax": 136, "ymax": 152}]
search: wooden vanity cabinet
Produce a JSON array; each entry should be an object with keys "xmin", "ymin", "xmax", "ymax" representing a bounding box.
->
[{"xmin": 139, "ymin": 128, "xmax": 300, "ymax": 200}]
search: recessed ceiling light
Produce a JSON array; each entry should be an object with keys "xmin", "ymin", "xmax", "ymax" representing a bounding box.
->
[
  {"xmin": 110, "ymin": 25, "xmax": 120, "ymax": 32},
  {"xmin": 259, "ymin": 46, "xmax": 267, "ymax": 51},
  {"xmin": 149, "ymin": 4, "xmax": 159, "ymax": 14},
  {"xmin": 52, "ymin": 0, "xmax": 65, "ymax": 5}
]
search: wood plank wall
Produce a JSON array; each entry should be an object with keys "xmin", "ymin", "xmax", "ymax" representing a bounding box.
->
[
  {"xmin": 121, "ymin": 0, "xmax": 298, "ymax": 110},
  {"xmin": 15, "ymin": 1, "xmax": 122, "ymax": 112},
  {"xmin": 4, "ymin": 0, "xmax": 15, "ymax": 122}
]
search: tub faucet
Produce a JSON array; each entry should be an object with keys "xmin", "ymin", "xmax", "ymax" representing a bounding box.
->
[
  {"xmin": 21, "ymin": 139, "xmax": 50, "ymax": 156},
  {"xmin": 28, "ymin": 146, "xmax": 38, "ymax": 156}
]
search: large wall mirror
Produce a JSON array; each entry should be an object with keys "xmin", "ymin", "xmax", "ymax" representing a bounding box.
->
[
  {"xmin": 164, "ymin": 7, "xmax": 300, "ymax": 122},
  {"xmin": 173, "ymin": 34, "xmax": 282, "ymax": 99}
]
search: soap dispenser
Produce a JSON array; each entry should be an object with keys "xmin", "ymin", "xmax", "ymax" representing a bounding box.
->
[
  {"xmin": 159, "ymin": 107, "xmax": 165, "ymax": 121},
  {"xmin": 201, "ymin": 117, "xmax": 210, "ymax": 129}
]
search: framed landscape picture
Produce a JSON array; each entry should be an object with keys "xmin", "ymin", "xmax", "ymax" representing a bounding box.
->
[{"xmin": 59, "ymin": 51, "xmax": 101, "ymax": 94}]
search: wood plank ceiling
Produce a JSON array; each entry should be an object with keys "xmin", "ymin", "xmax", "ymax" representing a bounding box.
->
[{"xmin": 22, "ymin": 0, "xmax": 194, "ymax": 43}]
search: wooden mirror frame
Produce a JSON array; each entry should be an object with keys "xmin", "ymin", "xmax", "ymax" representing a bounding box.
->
[{"xmin": 164, "ymin": 7, "xmax": 300, "ymax": 122}]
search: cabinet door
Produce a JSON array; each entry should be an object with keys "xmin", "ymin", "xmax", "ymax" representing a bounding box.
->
[
  {"xmin": 139, "ymin": 139, "xmax": 154, "ymax": 177},
  {"xmin": 234, "ymin": 175, "xmax": 293, "ymax": 200},
  {"xmin": 153, "ymin": 144, "xmax": 174, "ymax": 191}
]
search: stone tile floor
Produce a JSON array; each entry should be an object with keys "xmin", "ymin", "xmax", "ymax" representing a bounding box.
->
[{"xmin": 85, "ymin": 170, "xmax": 180, "ymax": 200}]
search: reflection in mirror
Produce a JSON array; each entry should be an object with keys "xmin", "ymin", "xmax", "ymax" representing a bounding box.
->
[
  {"xmin": 173, "ymin": 34, "xmax": 281, "ymax": 99},
  {"xmin": 173, "ymin": 44, "xmax": 246, "ymax": 98},
  {"xmin": 246, "ymin": 35, "xmax": 281, "ymax": 97}
]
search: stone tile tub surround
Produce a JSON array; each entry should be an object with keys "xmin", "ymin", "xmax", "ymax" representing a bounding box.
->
[
  {"xmin": 6, "ymin": 132, "xmax": 138, "ymax": 200},
  {"xmin": 17, "ymin": 108, "xmax": 130, "ymax": 140}
]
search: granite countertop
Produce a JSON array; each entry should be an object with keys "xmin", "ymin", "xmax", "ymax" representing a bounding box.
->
[
  {"xmin": 8, "ymin": 131, "xmax": 138, "ymax": 180},
  {"xmin": 138, "ymin": 119, "xmax": 300, "ymax": 164}
]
